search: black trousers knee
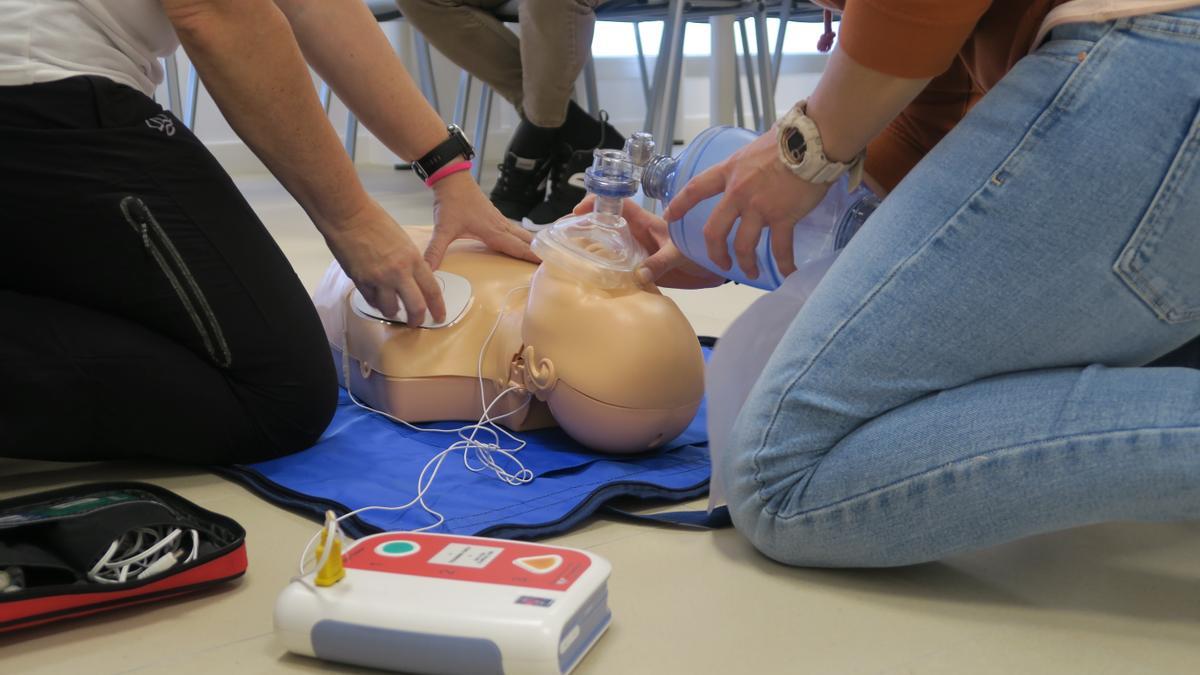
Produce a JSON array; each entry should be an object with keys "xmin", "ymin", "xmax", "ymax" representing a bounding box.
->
[{"xmin": 0, "ymin": 76, "xmax": 337, "ymax": 464}]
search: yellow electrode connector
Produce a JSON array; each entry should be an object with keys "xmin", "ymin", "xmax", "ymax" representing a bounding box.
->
[{"xmin": 314, "ymin": 511, "xmax": 345, "ymax": 587}]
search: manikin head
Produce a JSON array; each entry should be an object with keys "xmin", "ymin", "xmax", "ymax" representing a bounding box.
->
[{"xmin": 511, "ymin": 149, "xmax": 705, "ymax": 453}]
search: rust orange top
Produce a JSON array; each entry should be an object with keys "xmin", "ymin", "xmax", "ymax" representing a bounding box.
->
[{"xmin": 823, "ymin": 1, "xmax": 1068, "ymax": 190}]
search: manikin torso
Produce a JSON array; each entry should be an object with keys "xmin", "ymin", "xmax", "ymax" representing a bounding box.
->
[{"xmin": 314, "ymin": 227, "xmax": 705, "ymax": 454}]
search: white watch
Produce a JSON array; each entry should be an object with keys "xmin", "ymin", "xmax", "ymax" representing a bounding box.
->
[{"xmin": 776, "ymin": 100, "xmax": 865, "ymax": 191}]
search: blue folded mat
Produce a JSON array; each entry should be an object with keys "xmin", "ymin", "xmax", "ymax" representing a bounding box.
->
[{"xmin": 216, "ymin": 344, "xmax": 715, "ymax": 540}]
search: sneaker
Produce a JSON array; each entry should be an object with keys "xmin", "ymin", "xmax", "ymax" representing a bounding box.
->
[
  {"xmin": 489, "ymin": 152, "xmax": 555, "ymax": 221},
  {"xmin": 526, "ymin": 119, "xmax": 626, "ymax": 226}
]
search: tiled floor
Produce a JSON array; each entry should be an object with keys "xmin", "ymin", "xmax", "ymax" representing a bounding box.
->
[{"xmin": 2, "ymin": 168, "xmax": 1198, "ymax": 674}]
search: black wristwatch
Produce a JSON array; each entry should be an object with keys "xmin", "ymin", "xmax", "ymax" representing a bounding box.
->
[{"xmin": 412, "ymin": 124, "xmax": 475, "ymax": 182}]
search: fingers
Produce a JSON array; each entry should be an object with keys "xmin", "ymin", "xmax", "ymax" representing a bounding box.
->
[
  {"xmin": 395, "ymin": 276, "xmax": 430, "ymax": 327},
  {"xmin": 617, "ymin": 197, "xmax": 648, "ymax": 218},
  {"xmin": 770, "ymin": 220, "xmax": 796, "ymax": 279},
  {"xmin": 621, "ymin": 201, "xmax": 665, "ymax": 243},
  {"xmin": 505, "ymin": 221, "xmax": 534, "ymax": 245},
  {"xmin": 359, "ymin": 269, "xmax": 444, "ymax": 326},
  {"xmin": 487, "ymin": 228, "xmax": 540, "ymax": 264},
  {"xmin": 642, "ymin": 242, "xmax": 685, "ymax": 280},
  {"xmin": 627, "ymin": 216, "xmax": 661, "ymax": 254},
  {"xmin": 572, "ymin": 195, "xmax": 596, "ymax": 216},
  {"xmin": 702, "ymin": 197, "xmax": 739, "ymax": 271},
  {"xmin": 361, "ymin": 284, "xmax": 399, "ymax": 319},
  {"xmin": 663, "ymin": 163, "xmax": 728, "ymax": 222},
  {"xmin": 412, "ymin": 262, "xmax": 446, "ymax": 324},
  {"xmin": 731, "ymin": 211, "xmax": 763, "ymax": 280},
  {"xmin": 423, "ymin": 226, "xmax": 455, "ymax": 270}
]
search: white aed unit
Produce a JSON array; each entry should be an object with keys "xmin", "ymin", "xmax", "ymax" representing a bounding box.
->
[{"xmin": 275, "ymin": 531, "xmax": 612, "ymax": 675}]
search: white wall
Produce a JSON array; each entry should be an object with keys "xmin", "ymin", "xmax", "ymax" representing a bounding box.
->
[{"xmin": 156, "ymin": 22, "xmax": 828, "ymax": 174}]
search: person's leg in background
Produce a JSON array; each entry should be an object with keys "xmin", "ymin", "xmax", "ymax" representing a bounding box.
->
[
  {"xmin": 722, "ymin": 12, "xmax": 1200, "ymax": 567},
  {"xmin": 0, "ymin": 76, "xmax": 337, "ymax": 465},
  {"xmin": 516, "ymin": 0, "xmax": 623, "ymax": 225},
  {"xmin": 396, "ymin": 0, "xmax": 622, "ymax": 224},
  {"xmin": 393, "ymin": 0, "xmax": 527, "ymax": 110}
]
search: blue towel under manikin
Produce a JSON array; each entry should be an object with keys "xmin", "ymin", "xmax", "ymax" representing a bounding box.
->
[{"xmin": 216, "ymin": 346, "xmax": 714, "ymax": 540}]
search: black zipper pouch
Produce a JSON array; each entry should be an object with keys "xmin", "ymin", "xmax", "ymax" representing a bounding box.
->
[{"xmin": 0, "ymin": 482, "xmax": 247, "ymax": 633}]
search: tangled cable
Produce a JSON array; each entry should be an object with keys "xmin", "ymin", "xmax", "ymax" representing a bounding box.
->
[
  {"xmin": 88, "ymin": 526, "xmax": 200, "ymax": 584},
  {"xmin": 299, "ymin": 285, "xmax": 534, "ymax": 577}
]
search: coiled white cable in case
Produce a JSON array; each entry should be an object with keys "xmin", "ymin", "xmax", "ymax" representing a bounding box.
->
[
  {"xmin": 88, "ymin": 526, "xmax": 200, "ymax": 584},
  {"xmin": 301, "ymin": 286, "xmax": 535, "ymax": 577}
]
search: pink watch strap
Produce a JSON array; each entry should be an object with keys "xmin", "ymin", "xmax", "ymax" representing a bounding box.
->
[{"xmin": 424, "ymin": 160, "xmax": 473, "ymax": 188}]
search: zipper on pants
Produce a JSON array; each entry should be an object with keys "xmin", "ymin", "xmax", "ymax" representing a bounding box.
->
[{"xmin": 120, "ymin": 196, "xmax": 232, "ymax": 368}]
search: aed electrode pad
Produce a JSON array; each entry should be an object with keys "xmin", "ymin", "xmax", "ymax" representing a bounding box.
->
[{"xmin": 350, "ymin": 271, "xmax": 473, "ymax": 328}]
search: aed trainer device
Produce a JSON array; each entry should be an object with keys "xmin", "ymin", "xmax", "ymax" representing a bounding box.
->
[{"xmin": 275, "ymin": 531, "xmax": 612, "ymax": 675}]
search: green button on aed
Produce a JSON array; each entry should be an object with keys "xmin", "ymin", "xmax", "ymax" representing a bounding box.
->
[{"xmin": 376, "ymin": 540, "xmax": 420, "ymax": 557}]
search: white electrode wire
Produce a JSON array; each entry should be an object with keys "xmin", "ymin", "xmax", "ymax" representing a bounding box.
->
[
  {"xmin": 336, "ymin": 285, "xmax": 535, "ymax": 486},
  {"xmin": 298, "ymin": 384, "xmax": 529, "ymax": 577},
  {"xmin": 88, "ymin": 526, "xmax": 200, "ymax": 584},
  {"xmin": 103, "ymin": 528, "xmax": 180, "ymax": 568},
  {"xmin": 300, "ymin": 285, "xmax": 535, "ymax": 578},
  {"xmin": 187, "ymin": 529, "xmax": 199, "ymax": 563}
]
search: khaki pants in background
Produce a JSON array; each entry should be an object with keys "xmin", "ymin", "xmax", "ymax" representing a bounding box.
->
[{"xmin": 395, "ymin": 0, "xmax": 601, "ymax": 127}]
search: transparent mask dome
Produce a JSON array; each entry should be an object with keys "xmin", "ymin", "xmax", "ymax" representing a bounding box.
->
[{"xmin": 532, "ymin": 148, "xmax": 647, "ymax": 288}]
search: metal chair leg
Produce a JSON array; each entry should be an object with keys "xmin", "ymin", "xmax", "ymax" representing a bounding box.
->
[
  {"xmin": 738, "ymin": 19, "xmax": 762, "ymax": 131},
  {"xmin": 662, "ymin": 30, "xmax": 685, "ymax": 154},
  {"xmin": 732, "ymin": 40, "xmax": 745, "ymax": 128},
  {"xmin": 164, "ymin": 54, "xmax": 183, "ymax": 117},
  {"xmin": 453, "ymin": 71, "xmax": 473, "ymax": 128},
  {"xmin": 413, "ymin": 32, "xmax": 441, "ymax": 113},
  {"xmin": 645, "ymin": 0, "xmax": 685, "ymax": 144},
  {"xmin": 642, "ymin": 3, "xmax": 673, "ymax": 132},
  {"xmin": 184, "ymin": 63, "xmax": 200, "ymax": 129},
  {"xmin": 345, "ymin": 112, "xmax": 358, "ymax": 161},
  {"xmin": 472, "ymin": 85, "xmax": 493, "ymax": 183},
  {"xmin": 772, "ymin": 0, "xmax": 792, "ymax": 84},
  {"xmin": 753, "ymin": 10, "xmax": 776, "ymax": 128},
  {"xmin": 633, "ymin": 21, "xmax": 651, "ymax": 107},
  {"xmin": 319, "ymin": 82, "xmax": 333, "ymax": 113}
]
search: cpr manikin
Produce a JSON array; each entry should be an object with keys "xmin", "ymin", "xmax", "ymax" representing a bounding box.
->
[{"xmin": 314, "ymin": 149, "xmax": 704, "ymax": 454}]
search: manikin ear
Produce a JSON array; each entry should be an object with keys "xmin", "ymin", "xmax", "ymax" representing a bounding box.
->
[{"xmin": 520, "ymin": 345, "xmax": 557, "ymax": 399}]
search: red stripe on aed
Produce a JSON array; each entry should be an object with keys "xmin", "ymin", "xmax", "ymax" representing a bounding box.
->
[{"xmin": 0, "ymin": 544, "xmax": 247, "ymax": 623}]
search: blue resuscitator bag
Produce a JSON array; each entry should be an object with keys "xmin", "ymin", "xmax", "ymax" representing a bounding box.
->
[{"xmin": 638, "ymin": 126, "xmax": 880, "ymax": 290}]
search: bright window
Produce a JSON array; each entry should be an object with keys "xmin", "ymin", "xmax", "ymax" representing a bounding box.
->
[{"xmin": 590, "ymin": 18, "xmax": 838, "ymax": 58}]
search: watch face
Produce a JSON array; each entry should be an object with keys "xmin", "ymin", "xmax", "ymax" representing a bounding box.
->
[{"xmin": 785, "ymin": 128, "xmax": 807, "ymax": 163}]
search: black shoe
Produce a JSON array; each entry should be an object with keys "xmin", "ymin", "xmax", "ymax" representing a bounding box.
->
[
  {"xmin": 526, "ymin": 119, "xmax": 625, "ymax": 226},
  {"xmin": 489, "ymin": 152, "xmax": 555, "ymax": 221}
]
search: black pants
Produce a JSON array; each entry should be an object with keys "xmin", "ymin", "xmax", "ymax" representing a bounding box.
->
[{"xmin": 0, "ymin": 77, "xmax": 336, "ymax": 464}]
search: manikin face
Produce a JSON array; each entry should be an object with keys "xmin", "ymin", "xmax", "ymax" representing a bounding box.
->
[{"xmin": 518, "ymin": 259, "xmax": 705, "ymax": 454}]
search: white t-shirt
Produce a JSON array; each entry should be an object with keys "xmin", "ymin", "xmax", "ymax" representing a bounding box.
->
[{"xmin": 0, "ymin": 0, "xmax": 178, "ymax": 96}]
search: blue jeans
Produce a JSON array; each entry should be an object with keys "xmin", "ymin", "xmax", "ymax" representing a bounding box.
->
[{"xmin": 724, "ymin": 10, "xmax": 1200, "ymax": 567}]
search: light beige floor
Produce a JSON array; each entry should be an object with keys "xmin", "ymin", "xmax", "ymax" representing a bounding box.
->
[{"xmin": 2, "ymin": 168, "xmax": 1198, "ymax": 675}]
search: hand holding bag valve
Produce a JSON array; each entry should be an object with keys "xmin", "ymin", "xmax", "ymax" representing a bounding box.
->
[
  {"xmin": 0, "ymin": 483, "xmax": 247, "ymax": 633},
  {"xmin": 631, "ymin": 124, "xmax": 879, "ymax": 290}
]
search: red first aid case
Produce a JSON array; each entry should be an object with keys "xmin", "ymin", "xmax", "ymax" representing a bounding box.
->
[{"xmin": 0, "ymin": 482, "xmax": 247, "ymax": 633}]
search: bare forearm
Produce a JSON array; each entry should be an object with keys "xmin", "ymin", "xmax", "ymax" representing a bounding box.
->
[
  {"xmin": 805, "ymin": 47, "xmax": 931, "ymax": 164},
  {"xmin": 274, "ymin": 0, "xmax": 452, "ymax": 162},
  {"xmin": 162, "ymin": 0, "xmax": 370, "ymax": 233}
]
